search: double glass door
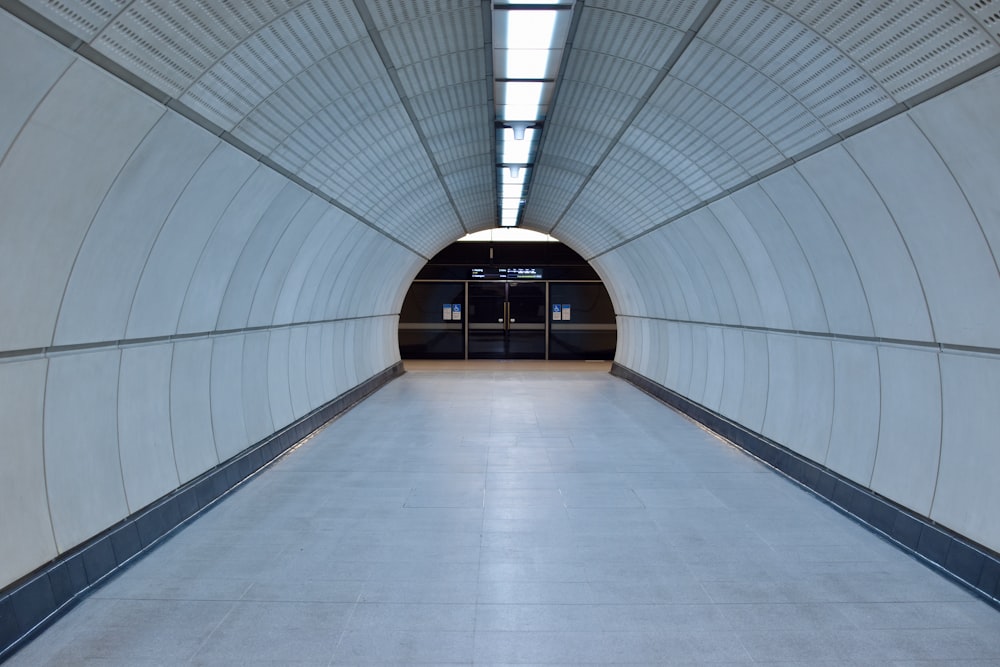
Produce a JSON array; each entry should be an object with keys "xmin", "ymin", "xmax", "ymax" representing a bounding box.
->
[{"xmin": 468, "ymin": 281, "xmax": 546, "ymax": 359}]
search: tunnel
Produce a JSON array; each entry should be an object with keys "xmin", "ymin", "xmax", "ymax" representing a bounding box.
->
[{"xmin": 2, "ymin": 0, "xmax": 1000, "ymax": 661}]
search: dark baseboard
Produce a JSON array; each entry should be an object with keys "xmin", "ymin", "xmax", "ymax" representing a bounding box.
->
[
  {"xmin": 0, "ymin": 361, "xmax": 405, "ymax": 661},
  {"xmin": 610, "ymin": 362, "xmax": 1000, "ymax": 608}
]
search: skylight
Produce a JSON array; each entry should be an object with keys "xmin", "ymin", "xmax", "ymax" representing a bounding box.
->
[{"xmin": 493, "ymin": 1, "xmax": 574, "ymax": 228}]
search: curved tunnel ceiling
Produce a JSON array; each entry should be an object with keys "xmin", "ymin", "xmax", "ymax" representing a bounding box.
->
[{"xmin": 12, "ymin": 0, "xmax": 1000, "ymax": 260}]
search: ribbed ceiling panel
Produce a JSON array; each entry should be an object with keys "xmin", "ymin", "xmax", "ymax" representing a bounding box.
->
[
  {"xmin": 21, "ymin": 0, "xmax": 124, "ymax": 41},
  {"xmin": 771, "ymin": 0, "xmax": 1000, "ymax": 100},
  {"xmin": 586, "ymin": 0, "xmax": 705, "ymax": 33},
  {"xmin": 521, "ymin": 4, "xmax": 686, "ymax": 230},
  {"xmin": 672, "ymin": 39, "xmax": 830, "ymax": 157},
  {"xmin": 13, "ymin": 0, "xmax": 1000, "ymax": 256},
  {"xmin": 961, "ymin": 0, "xmax": 1000, "ymax": 41},
  {"xmin": 700, "ymin": 0, "xmax": 895, "ymax": 133}
]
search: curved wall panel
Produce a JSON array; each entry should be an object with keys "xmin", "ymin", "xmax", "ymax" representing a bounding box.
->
[
  {"xmin": 0, "ymin": 14, "xmax": 423, "ymax": 591},
  {"xmin": 606, "ymin": 65, "xmax": 1000, "ymax": 555},
  {"xmin": 0, "ymin": 359, "xmax": 55, "ymax": 587}
]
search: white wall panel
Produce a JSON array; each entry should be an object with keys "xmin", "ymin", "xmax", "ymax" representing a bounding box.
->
[
  {"xmin": 846, "ymin": 116, "xmax": 1000, "ymax": 348},
  {"xmin": 170, "ymin": 339, "xmax": 219, "ymax": 483},
  {"xmin": 710, "ymin": 198, "xmax": 793, "ymax": 329},
  {"xmin": 663, "ymin": 321, "xmax": 683, "ymax": 391},
  {"xmin": 687, "ymin": 325, "xmax": 710, "ymax": 405},
  {"xmin": 731, "ymin": 187, "xmax": 829, "ymax": 332},
  {"xmin": 687, "ymin": 209, "xmax": 763, "ymax": 326},
  {"xmin": 44, "ymin": 350, "xmax": 127, "ymax": 552},
  {"xmin": 701, "ymin": 326, "xmax": 725, "ymax": 412},
  {"xmin": 342, "ymin": 319, "xmax": 360, "ymax": 388},
  {"xmin": 287, "ymin": 327, "xmax": 312, "ymax": 417},
  {"xmin": 273, "ymin": 214, "xmax": 338, "ymax": 323},
  {"xmin": 825, "ymin": 341, "xmax": 881, "ymax": 484},
  {"xmin": 341, "ymin": 234, "xmax": 385, "ymax": 317},
  {"xmin": 911, "ymin": 67, "xmax": 1000, "ymax": 269},
  {"xmin": 177, "ymin": 167, "xmax": 286, "ymax": 333},
  {"xmin": 761, "ymin": 334, "xmax": 798, "ymax": 447},
  {"xmin": 660, "ymin": 228, "xmax": 712, "ymax": 321},
  {"xmin": 293, "ymin": 220, "xmax": 361, "ymax": 321},
  {"xmin": 241, "ymin": 332, "xmax": 275, "ymax": 444},
  {"xmin": 934, "ymin": 352, "xmax": 1000, "ymax": 550},
  {"xmin": 321, "ymin": 322, "xmax": 341, "ymax": 401},
  {"xmin": 210, "ymin": 335, "xmax": 250, "ymax": 461},
  {"xmin": 305, "ymin": 324, "xmax": 327, "ymax": 410},
  {"xmin": 54, "ymin": 113, "xmax": 215, "ymax": 345},
  {"xmin": 217, "ymin": 184, "xmax": 309, "ymax": 330},
  {"xmin": 789, "ymin": 337, "xmax": 834, "ymax": 463},
  {"xmin": 796, "ymin": 145, "xmax": 933, "ymax": 342},
  {"xmin": 0, "ymin": 60, "xmax": 162, "ymax": 350},
  {"xmin": 0, "ymin": 14, "xmax": 72, "ymax": 158},
  {"xmin": 0, "ymin": 359, "xmax": 56, "ymax": 585},
  {"xmin": 267, "ymin": 328, "xmax": 295, "ymax": 429},
  {"xmin": 674, "ymin": 219, "xmax": 739, "ymax": 323},
  {"xmin": 118, "ymin": 345, "xmax": 179, "ymax": 512},
  {"xmin": 126, "ymin": 145, "xmax": 257, "ymax": 338},
  {"xmin": 248, "ymin": 197, "xmax": 328, "ymax": 327},
  {"xmin": 760, "ymin": 169, "xmax": 874, "ymax": 336},
  {"xmin": 870, "ymin": 346, "xmax": 941, "ymax": 516},
  {"xmin": 738, "ymin": 331, "xmax": 769, "ymax": 433},
  {"xmin": 718, "ymin": 328, "xmax": 744, "ymax": 418}
]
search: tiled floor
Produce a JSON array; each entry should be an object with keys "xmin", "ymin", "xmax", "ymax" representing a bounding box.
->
[{"xmin": 11, "ymin": 362, "xmax": 1000, "ymax": 665}]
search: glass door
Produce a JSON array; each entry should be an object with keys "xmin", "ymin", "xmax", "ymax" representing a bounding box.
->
[
  {"xmin": 467, "ymin": 281, "xmax": 546, "ymax": 359},
  {"xmin": 506, "ymin": 281, "xmax": 546, "ymax": 358},
  {"xmin": 468, "ymin": 282, "xmax": 507, "ymax": 358}
]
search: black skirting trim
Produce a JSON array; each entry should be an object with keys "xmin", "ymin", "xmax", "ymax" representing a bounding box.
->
[
  {"xmin": 610, "ymin": 362, "xmax": 1000, "ymax": 608},
  {"xmin": 0, "ymin": 361, "xmax": 405, "ymax": 661}
]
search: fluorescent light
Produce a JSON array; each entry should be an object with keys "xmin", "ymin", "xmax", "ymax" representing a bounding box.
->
[
  {"xmin": 500, "ymin": 81, "xmax": 543, "ymax": 120},
  {"xmin": 505, "ymin": 49, "xmax": 552, "ymax": 79},
  {"xmin": 501, "ymin": 127, "xmax": 535, "ymax": 162},
  {"xmin": 506, "ymin": 10, "xmax": 558, "ymax": 51},
  {"xmin": 503, "ymin": 167, "xmax": 525, "ymax": 184},
  {"xmin": 502, "ymin": 183, "xmax": 524, "ymax": 201}
]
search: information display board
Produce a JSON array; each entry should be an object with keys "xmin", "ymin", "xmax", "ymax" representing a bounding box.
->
[{"xmin": 471, "ymin": 267, "xmax": 543, "ymax": 279}]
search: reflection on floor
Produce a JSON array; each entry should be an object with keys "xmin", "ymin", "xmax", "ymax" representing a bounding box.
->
[{"xmin": 10, "ymin": 364, "xmax": 1000, "ymax": 664}]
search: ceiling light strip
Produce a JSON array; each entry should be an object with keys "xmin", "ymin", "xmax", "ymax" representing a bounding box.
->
[{"xmin": 492, "ymin": 0, "xmax": 575, "ymax": 228}]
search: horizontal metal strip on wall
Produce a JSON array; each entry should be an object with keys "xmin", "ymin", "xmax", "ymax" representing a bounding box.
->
[
  {"xmin": 616, "ymin": 314, "xmax": 1000, "ymax": 358},
  {"xmin": 0, "ymin": 314, "xmax": 400, "ymax": 363}
]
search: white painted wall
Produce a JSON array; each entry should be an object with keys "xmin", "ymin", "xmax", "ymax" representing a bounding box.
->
[
  {"xmin": 0, "ymin": 14, "xmax": 424, "ymax": 588},
  {"xmin": 595, "ymin": 65, "xmax": 1000, "ymax": 555}
]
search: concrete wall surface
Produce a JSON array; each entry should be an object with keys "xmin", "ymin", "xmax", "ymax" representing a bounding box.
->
[
  {"xmin": 596, "ymin": 65, "xmax": 1000, "ymax": 555},
  {"xmin": 0, "ymin": 13, "xmax": 423, "ymax": 589}
]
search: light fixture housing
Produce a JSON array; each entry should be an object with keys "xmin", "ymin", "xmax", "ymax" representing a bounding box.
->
[{"xmin": 492, "ymin": 1, "xmax": 575, "ymax": 228}]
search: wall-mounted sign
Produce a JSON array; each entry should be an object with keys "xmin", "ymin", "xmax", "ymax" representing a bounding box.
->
[
  {"xmin": 443, "ymin": 304, "xmax": 453, "ymax": 321},
  {"xmin": 471, "ymin": 267, "xmax": 542, "ymax": 279},
  {"xmin": 552, "ymin": 304, "xmax": 562, "ymax": 321},
  {"xmin": 451, "ymin": 303, "xmax": 462, "ymax": 321},
  {"xmin": 561, "ymin": 304, "xmax": 571, "ymax": 321}
]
